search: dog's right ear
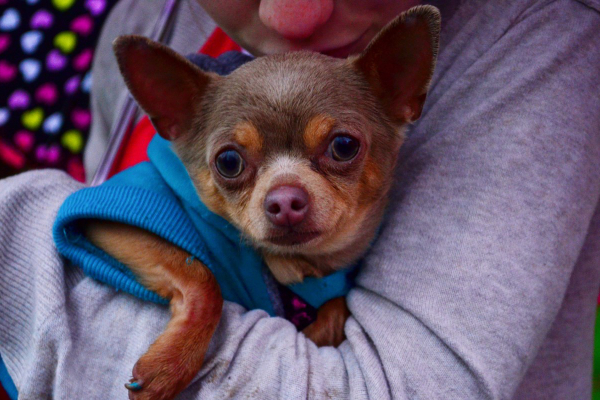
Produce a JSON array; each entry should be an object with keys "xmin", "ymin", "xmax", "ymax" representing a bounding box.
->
[{"xmin": 113, "ymin": 35, "xmax": 214, "ymax": 141}]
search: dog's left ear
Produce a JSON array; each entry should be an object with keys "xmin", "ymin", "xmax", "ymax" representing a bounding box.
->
[{"xmin": 354, "ymin": 5, "xmax": 440, "ymax": 124}]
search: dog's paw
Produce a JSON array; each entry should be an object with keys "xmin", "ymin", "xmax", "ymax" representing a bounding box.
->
[
  {"xmin": 302, "ymin": 297, "xmax": 350, "ymax": 348},
  {"xmin": 124, "ymin": 350, "xmax": 199, "ymax": 400}
]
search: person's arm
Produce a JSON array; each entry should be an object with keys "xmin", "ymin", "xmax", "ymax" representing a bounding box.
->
[
  {"xmin": 0, "ymin": 170, "xmax": 84, "ymax": 399},
  {"xmin": 189, "ymin": 1, "xmax": 600, "ymax": 398}
]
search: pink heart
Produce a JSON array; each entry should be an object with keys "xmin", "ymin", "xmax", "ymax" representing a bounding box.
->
[
  {"xmin": 71, "ymin": 108, "xmax": 91, "ymax": 129},
  {"xmin": 14, "ymin": 130, "xmax": 34, "ymax": 152},
  {"xmin": 8, "ymin": 90, "xmax": 30, "ymax": 109},
  {"xmin": 0, "ymin": 34, "xmax": 10, "ymax": 53},
  {"xmin": 30, "ymin": 10, "xmax": 53, "ymax": 29},
  {"xmin": 35, "ymin": 144, "xmax": 47, "ymax": 162},
  {"xmin": 35, "ymin": 83, "xmax": 58, "ymax": 104},
  {"xmin": 46, "ymin": 49, "xmax": 67, "ymax": 71},
  {"xmin": 0, "ymin": 60, "xmax": 17, "ymax": 82},
  {"xmin": 0, "ymin": 141, "xmax": 25, "ymax": 169},
  {"xmin": 73, "ymin": 48, "xmax": 92, "ymax": 71},
  {"xmin": 291, "ymin": 297, "xmax": 307, "ymax": 310},
  {"xmin": 47, "ymin": 144, "xmax": 61, "ymax": 164},
  {"xmin": 70, "ymin": 15, "xmax": 93, "ymax": 36},
  {"xmin": 35, "ymin": 144, "xmax": 60, "ymax": 164},
  {"xmin": 64, "ymin": 75, "xmax": 81, "ymax": 94},
  {"xmin": 85, "ymin": 0, "xmax": 106, "ymax": 16}
]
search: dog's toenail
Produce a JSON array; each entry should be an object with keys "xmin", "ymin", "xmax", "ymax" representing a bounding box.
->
[{"xmin": 125, "ymin": 381, "xmax": 142, "ymax": 391}]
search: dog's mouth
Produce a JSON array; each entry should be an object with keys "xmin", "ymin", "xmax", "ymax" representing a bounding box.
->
[{"xmin": 265, "ymin": 230, "xmax": 322, "ymax": 246}]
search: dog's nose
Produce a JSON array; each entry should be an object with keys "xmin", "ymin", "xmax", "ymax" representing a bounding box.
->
[{"xmin": 264, "ymin": 186, "xmax": 309, "ymax": 227}]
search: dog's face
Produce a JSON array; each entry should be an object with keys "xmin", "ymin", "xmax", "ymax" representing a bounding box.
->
[
  {"xmin": 114, "ymin": 5, "xmax": 440, "ymax": 281},
  {"xmin": 180, "ymin": 53, "xmax": 402, "ymax": 261}
]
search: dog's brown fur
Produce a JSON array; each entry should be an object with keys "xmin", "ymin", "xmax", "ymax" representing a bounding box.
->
[
  {"xmin": 86, "ymin": 6, "xmax": 440, "ymax": 400},
  {"xmin": 84, "ymin": 221, "xmax": 222, "ymax": 400}
]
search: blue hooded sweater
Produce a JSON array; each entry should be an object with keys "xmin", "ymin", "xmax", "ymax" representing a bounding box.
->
[{"xmin": 52, "ymin": 52, "xmax": 356, "ymax": 317}]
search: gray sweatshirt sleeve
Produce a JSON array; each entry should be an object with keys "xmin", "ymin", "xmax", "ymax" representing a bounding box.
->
[
  {"xmin": 190, "ymin": 1, "xmax": 600, "ymax": 399},
  {"xmin": 1, "ymin": 1, "xmax": 599, "ymax": 400},
  {"xmin": 191, "ymin": 2, "xmax": 600, "ymax": 399}
]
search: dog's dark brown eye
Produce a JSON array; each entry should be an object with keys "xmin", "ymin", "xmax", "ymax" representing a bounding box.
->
[
  {"xmin": 216, "ymin": 149, "xmax": 244, "ymax": 178},
  {"xmin": 330, "ymin": 135, "xmax": 360, "ymax": 161}
]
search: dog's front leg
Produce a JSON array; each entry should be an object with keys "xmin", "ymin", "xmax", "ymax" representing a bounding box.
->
[
  {"xmin": 302, "ymin": 297, "xmax": 350, "ymax": 347},
  {"xmin": 85, "ymin": 220, "xmax": 223, "ymax": 400},
  {"xmin": 263, "ymin": 254, "xmax": 350, "ymax": 347}
]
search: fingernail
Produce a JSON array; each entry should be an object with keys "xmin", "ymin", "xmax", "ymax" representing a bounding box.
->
[{"xmin": 125, "ymin": 381, "xmax": 142, "ymax": 391}]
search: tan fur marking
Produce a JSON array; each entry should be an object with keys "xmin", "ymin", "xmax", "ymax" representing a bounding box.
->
[
  {"xmin": 263, "ymin": 253, "xmax": 326, "ymax": 284},
  {"xmin": 233, "ymin": 121, "xmax": 263, "ymax": 154},
  {"xmin": 359, "ymin": 156, "xmax": 385, "ymax": 204},
  {"xmin": 195, "ymin": 168, "xmax": 229, "ymax": 219},
  {"xmin": 303, "ymin": 115, "xmax": 336, "ymax": 152}
]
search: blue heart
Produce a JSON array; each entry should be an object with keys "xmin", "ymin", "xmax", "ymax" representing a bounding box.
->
[
  {"xmin": 81, "ymin": 71, "xmax": 92, "ymax": 93},
  {"xmin": 19, "ymin": 59, "xmax": 41, "ymax": 82},
  {"xmin": 0, "ymin": 8, "xmax": 20, "ymax": 31},
  {"xmin": 0, "ymin": 108, "xmax": 9, "ymax": 126},
  {"xmin": 43, "ymin": 112, "xmax": 63, "ymax": 134},
  {"xmin": 21, "ymin": 30, "xmax": 43, "ymax": 54}
]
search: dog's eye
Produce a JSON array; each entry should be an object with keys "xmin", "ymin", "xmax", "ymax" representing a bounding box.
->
[
  {"xmin": 216, "ymin": 149, "xmax": 244, "ymax": 178},
  {"xmin": 330, "ymin": 135, "xmax": 360, "ymax": 161}
]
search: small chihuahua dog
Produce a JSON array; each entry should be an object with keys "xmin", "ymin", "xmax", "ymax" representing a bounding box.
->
[{"xmin": 85, "ymin": 5, "xmax": 439, "ymax": 400}]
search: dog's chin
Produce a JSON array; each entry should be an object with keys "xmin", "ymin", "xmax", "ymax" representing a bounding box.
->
[{"xmin": 265, "ymin": 230, "xmax": 322, "ymax": 247}]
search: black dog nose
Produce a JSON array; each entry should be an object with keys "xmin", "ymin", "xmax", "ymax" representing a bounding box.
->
[{"xmin": 264, "ymin": 186, "xmax": 309, "ymax": 227}]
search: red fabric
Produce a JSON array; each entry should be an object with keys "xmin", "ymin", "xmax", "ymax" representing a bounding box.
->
[
  {"xmin": 108, "ymin": 28, "xmax": 240, "ymax": 177},
  {"xmin": 108, "ymin": 116, "xmax": 155, "ymax": 177},
  {"xmin": 0, "ymin": 385, "xmax": 8, "ymax": 400},
  {"xmin": 199, "ymin": 27, "xmax": 242, "ymax": 57}
]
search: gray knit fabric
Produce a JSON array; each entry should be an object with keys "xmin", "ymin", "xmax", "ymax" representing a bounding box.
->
[{"xmin": 2, "ymin": 0, "xmax": 600, "ymax": 399}]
